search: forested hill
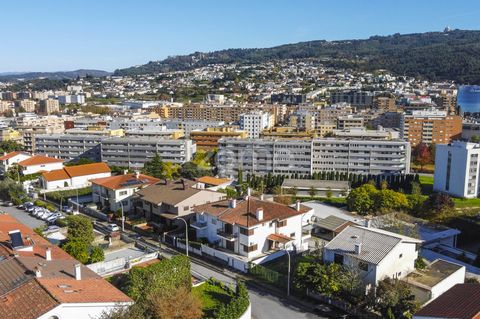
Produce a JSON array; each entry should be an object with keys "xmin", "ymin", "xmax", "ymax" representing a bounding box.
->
[
  {"xmin": 0, "ymin": 69, "xmax": 111, "ymax": 81},
  {"xmin": 114, "ymin": 29, "xmax": 480, "ymax": 84}
]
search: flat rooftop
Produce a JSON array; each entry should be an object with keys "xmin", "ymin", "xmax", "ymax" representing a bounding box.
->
[{"xmin": 404, "ymin": 259, "xmax": 464, "ymax": 288}]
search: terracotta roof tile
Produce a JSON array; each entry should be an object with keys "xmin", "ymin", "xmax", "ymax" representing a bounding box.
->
[
  {"xmin": 0, "ymin": 151, "xmax": 29, "ymax": 161},
  {"xmin": 42, "ymin": 169, "xmax": 70, "ymax": 182},
  {"xmin": 91, "ymin": 173, "xmax": 160, "ymax": 190},
  {"xmin": 18, "ymin": 155, "xmax": 64, "ymax": 167},
  {"xmin": 194, "ymin": 197, "xmax": 310, "ymax": 227},
  {"xmin": 64, "ymin": 162, "xmax": 111, "ymax": 177},
  {"xmin": 0, "ymin": 279, "xmax": 59, "ymax": 319},
  {"xmin": 414, "ymin": 283, "xmax": 480, "ymax": 319},
  {"xmin": 196, "ymin": 176, "xmax": 231, "ymax": 186}
]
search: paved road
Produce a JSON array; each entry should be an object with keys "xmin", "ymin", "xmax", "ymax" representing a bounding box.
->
[{"xmin": 1, "ymin": 205, "xmax": 46, "ymax": 229}]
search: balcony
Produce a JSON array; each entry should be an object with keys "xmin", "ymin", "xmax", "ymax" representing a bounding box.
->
[
  {"xmin": 217, "ymin": 229, "xmax": 237, "ymax": 241},
  {"xmin": 190, "ymin": 221, "xmax": 208, "ymax": 230}
]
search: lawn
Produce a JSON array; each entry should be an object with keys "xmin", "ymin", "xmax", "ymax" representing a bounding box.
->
[
  {"xmin": 419, "ymin": 175, "xmax": 434, "ymax": 195},
  {"xmin": 192, "ymin": 281, "xmax": 233, "ymax": 318},
  {"xmin": 453, "ymin": 198, "xmax": 480, "ymax": 208}
]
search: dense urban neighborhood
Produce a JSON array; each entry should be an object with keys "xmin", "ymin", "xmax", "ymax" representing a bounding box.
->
[{"xmin": 2, "ymin": 3, "xmax": 480, "ymax": 318}]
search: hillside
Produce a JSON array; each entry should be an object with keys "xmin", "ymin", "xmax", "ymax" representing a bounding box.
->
[
  {"xmin": 114, "ymin": 29, "xmax": 480, "ymax": 84},
  {"xmin": 0, "ymin": 69, "xmax": 111, "ymax": 81}
]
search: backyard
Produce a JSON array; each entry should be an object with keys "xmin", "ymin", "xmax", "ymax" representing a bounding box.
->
[{"xmin": 192, "ymin": 280, "xmax": 233, "ymax": 318}]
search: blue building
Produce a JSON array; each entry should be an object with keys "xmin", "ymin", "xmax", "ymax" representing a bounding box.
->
[{"xmin": 457, "ymin": 85, "xmax": 480, "ymax": 116}]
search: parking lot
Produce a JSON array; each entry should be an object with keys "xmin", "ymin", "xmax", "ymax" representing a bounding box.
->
[{"xmin": 1, "ymin": 205, "xmax": 46, "ymax": 229}]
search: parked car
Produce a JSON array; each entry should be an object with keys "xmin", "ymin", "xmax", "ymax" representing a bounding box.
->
[
  {"xmin": 5, "ymin": 201, "xmax": 13, "ymax": 207},
  {"xmin": 43, "ymin": 225, "xmax": 60, "ymax": 234},
  {"xmin": 107, "ymin": 224, "xmax": 120, "ymax": 232},
  {"xmin": 62, "ymin": 206, "xmax": 73, "ymax": 214},
  {"xmin": 46, "ymin": 213, "xmax": 63, "ymax": 222}
]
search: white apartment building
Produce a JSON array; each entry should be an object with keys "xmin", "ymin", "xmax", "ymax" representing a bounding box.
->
[
  {"xmin": 289, "ymin": 111, "xmax": 316, "ymax": 131},
  {"xmin": 35, "ymin": 134, "xmax": 107, "ymax": 162},
  {"xmin": 311, "ymin": 138, "xmax": 411, "ymax": 175},
  {"xmin": 240, "ymin": 111, "xmax": 273, "ymax": 138},
  {"xmin": 217, "ymin": 138, "xmax": 410, "ymax": 178},
  {"xmin": 57, "ymin": 94, "xmax": 86, "ymax": 105},
  {"xmin": 192, "ymin": 197, "xmax": 314, "ymax": 271},
  {"xmin": 100, "ymin": 137, "xmax": 196, "ymax": 170},
  {"xmin": 324, "ymin": 225, "xmax": 422, "ymax": 289},
  {"xmin": 433, "ymin": 141, "xmax": 480, "ymax": 198}
]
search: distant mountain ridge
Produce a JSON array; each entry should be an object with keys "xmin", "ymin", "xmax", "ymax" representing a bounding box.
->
[
  {"xmin": 114, "ymin": 29, "xmax": 480, "ymax": 84},
  {"xmin": 0, "ymin": 69, "xmax": 111, "ymax": 81}
]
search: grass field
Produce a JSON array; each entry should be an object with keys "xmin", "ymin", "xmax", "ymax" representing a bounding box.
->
[
  {"xmin": 192, "ymin": 281, "xmax": 232, "ymax": 318},
  {"xmin": 453, "ymin": 198, "xmax": 480, "ymax": 208}
]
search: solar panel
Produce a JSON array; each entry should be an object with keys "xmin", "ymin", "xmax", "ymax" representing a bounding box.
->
[{"xmin": 8, "ymin": 230, "xmax": 24, "ymax": 249}]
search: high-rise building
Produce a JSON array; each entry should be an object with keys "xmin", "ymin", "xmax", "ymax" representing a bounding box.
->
[
  {"xmin": 14, "ymin": 99, "xmax": 36, "ymax": 112},
  {"xmin": 434, "ymin": 141, "xmax": 480, "ymax": 198},
  {"xmin": 331, "ymin": 90, "xmax": 374, "ymax": 109},
  {"xmin": 401, "ymin": 109, "xmax": 462, "ymax": 146},
  {"xmin": 239, "ymin": 111, "xmax": 273, "ymax": 138},
  {"xmin": 38, "ymin": 99, "xmax": 60, "ymax": 115},
  {"xmin": 373, "ymin": 97, "xmax": 397, "ymax": 112}
]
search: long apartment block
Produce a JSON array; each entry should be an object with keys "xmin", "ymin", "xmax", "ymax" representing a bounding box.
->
[{"xmin": 217, "ymin": 138, "xmax": 410, "ymax": 178}]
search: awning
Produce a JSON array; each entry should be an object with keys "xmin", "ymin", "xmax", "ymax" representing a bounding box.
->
[{"xmin": 267, "ymin": 233, "xmax": 293, "ymax": 244}]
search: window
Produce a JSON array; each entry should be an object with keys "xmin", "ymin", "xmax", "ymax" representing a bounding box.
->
[
  {"xmin": 243, "ymin": 244, "xmax": 257, "ymax": 253},
  {"xmin": 399, "ymin": 253, "xmax": 403, "ymax": 258},
  {"xmin": 333, "ymin": 253, "xmax": 344, "ymax": 265},
  {"xmin": 211, "ymin": 218, "xmax": 216, "ymax": 225},
  {"xmin": 183, "ymin": 206, "xmax": 190, "ymax": 211},
  {"xmin": 277, "ymin": 220, "xmax": 287, "ymax": 227},
  {"xmin": 290, "ymin": 232, "xmax": 295, "ymax": 238},
  {"xmin": 119, "ymin": 190, "xmax": 128, "ymax": 196},
  {"xmin": 240, "ymin": 227, "xmax": 254, "ymax": 236},
  {"xmin": 358, "ymin": 261, "xmax": 368, "ymax": 271}
]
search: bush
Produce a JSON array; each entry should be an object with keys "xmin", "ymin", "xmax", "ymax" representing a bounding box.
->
[
  {"xmin": 214, "ymin": 280, "xmax": 249, "ymax": 319},
  {"xmin": 89, "ymin": 246, "xmax": 105, "ymax": 264}
]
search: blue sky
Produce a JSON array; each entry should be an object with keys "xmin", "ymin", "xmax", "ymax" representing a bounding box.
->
[{"xmin": 1, "ymin": 0, "xmax": 479, "ymax": 72}]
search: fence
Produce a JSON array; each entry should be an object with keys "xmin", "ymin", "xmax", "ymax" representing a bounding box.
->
[
  {"xmin": 248, "ymin": 262, "xmax": 287, "ymax": 288},
  {"xmin": 87, "ymin": 250, "xmax": 159, "ymax": 277}
]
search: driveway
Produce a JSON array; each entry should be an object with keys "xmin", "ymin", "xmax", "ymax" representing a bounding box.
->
[{"xmin": 1, "ymin": 205, "xmax": 46, "ymax": 229}]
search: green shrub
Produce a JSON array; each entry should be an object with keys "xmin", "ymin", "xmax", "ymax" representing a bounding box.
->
[
  {"xmin": 89, "ymin": 246, "xmax": 105, "ymax": 264},
  {"xmin": 214, "ymin": 280, "xmax": 249, "ymax": 319}
]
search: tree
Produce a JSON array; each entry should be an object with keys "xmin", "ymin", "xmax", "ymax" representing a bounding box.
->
[
  {"xmin": 180, "ymin": 161, "xmax": 212, "ymax": 179},
  {"xmin": 413, "ymin": 143, "xmax": 432, "ymax": 171},
  {"xmin": 367, "ymin": 278, "xmax": 419, "ymax": 319},
  {"xmin": 148, "ymin": 286, "xmax": 203, "ymax": 319},
  {"xmin": 420, "ymin": 192, "xmax": 455, "ymax": 220},
  {"xmin": 163, "ymin": 162, "xmax": 181, "ymax": 180},
  {"xmin": 294, "ymin": 262, "xmax": 343, "ymax": 297},
  {"xmin": 65, "ymin": 158, "xmax": 96, "ymax": 166},
  {"xmin": 89, "ymin": 246, "xmax": 105, "ymax": 264},
  {"xmin": 346, "ymin": 184, "xmax": 377, "ymax": 215},
  {"xmin": 63, "ymin": 239, "xmax": 90, "ymax": 264},
  {"xmin": 471, "ymin": 135, "xmax": 480, "ymax": 143},
  {"xmin": 66, "ymin": 215, "xmax": 94, "ymax": 245},
  {"xmin": 272, "ymin": 185, "xmax": 283, "ymax": 195},
  {"xmin": 373, "ymin": 189, "xmax": 409, "ymax": 213},
  {"xmin": 142, "ymin": 153, "xmax": 165, "ymax": 179},
  {"xmin": 308, "ymin": 186, "xmax": 317, "ymax": 198}
]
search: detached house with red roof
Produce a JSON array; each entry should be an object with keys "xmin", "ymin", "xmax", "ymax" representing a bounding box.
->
[
  {"xmin": 91, "ymin": 172, "xmax": 160, "ymax": 213},
  {"xmin": 17, "ymin": 154, "xmax": 64, "ymax": 175},
  {"xmin": 0, "ymin": 151, "xmax": 31, "ymax": 173},
  {"xmin": 40, "ymin": 162, "xmax": 112, "ymax": 191},
  {"xmin": 191, "ymin": 195, "xmax": 314, "ymax": 271},
  {"xmin": 0, "ymin": 213, "xmax": 132, "ymax": 319}
]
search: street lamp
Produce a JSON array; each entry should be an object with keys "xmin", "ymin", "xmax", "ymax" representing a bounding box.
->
[
  {"xmin": 96, "ymin": 193, "xmax": 124, "ymax": 232},
  {"xmin": 175, "ymin": 216, "xmax": 189, "ymax": 257},
  {"xmin": 284, "ymin": 247, "xmax": 291, "ymax": 296}
]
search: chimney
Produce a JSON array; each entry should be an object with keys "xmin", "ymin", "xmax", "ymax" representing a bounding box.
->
[
  {"xmin": 354, "ymin": 243, "xmax": 362, "ymax": 255},
  {"xmin": 229, "ymin": 198, "xmax": 237, "ymax": 209},
  {"xmin": 74, "ymin": 264, "xmax": 81, "ymax": 280},
  {"xmin": 45, "ymin": 247, "xmax": 52, "ymax": 261},
  {"xmin": 135, "ymin": 171, "xmax": 139, "ymax": 179},
  {"xmin": 295, "ymin": 200, "xmax": 301, "ymax": 211},
  {"xmin": 256, "ymin": 207, "xmax": 264, "ymax": 221},
  {"xmin": 123, "ymin": 169, "xmax": 128, "ymax": 175},
  {"xmin": 260, "ymin": 194, "xmax": 264, "ymax": 200},
  {"xmin": 34, "ymin": 267, "xmax": 42, "ymax": 278}
]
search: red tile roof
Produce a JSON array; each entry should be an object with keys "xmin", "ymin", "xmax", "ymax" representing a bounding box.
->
[
  {"xmin": 0, "ymin": 213, "xmax": 132, "ymax": 315},
  {"xmin": 414, "ymin": 283, "xmax": 480, "ymax": 319},
  {"xmin": 0, "ymin": 151, "xmax": 29, "ymax": 161},
  {"xmin": 0, "ymin": 279, "xmax": 59, "ymax": 319},
  {"xmin": 18, "ymin": 155, "xmax": 64, "ymax": 167},
  {"xmin": 64, "ymin": 162, "xmax": 111, "ymax": 177},
  {"xmin": 196, "ymin": 176, "xmax": 231, "ymax": 186},
  {"xmin": 42, "ymin": 163, "xmax": 111, "ymax": 182},
  {"xmin": 42, "ymin": 168, "xmax": 70, "ymax": 182},
  {"xmin": 91, "ymin": 173, "xmax": 160, "ymax": 190},
  {"xmin": 194, "ymin": 197, "xmax": 311, "ymax": 227}
]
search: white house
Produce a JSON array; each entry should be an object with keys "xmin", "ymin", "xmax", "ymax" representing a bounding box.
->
[
  {"xmin": 323, "ymin": 225, "xmax": 423, "ymax": 290},
  {"xmin": 434, "ymin": 141, "xmax": 480, "ymax": 198},
  {"xmin": 91, "ymin": 172, "xmax": 160, "ymax": 213},
  {"xmin": 0, "ymin": 151, "xmax": 31, "ymax": 173},
  {"xmin": 40, "ymin": 162, "xmax": 112, "ymax": 191},
  {"xmin": 17, "ymin": 155, "xmax": 64, "ymax": 175},
  {"xmin": 192, "ymin": 196, "xmax": 314, "ymax": 263}
]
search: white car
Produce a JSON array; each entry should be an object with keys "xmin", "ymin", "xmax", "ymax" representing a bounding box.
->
[{"xmin": 107, "ymin": 224, "xmax": 120, "ymax": 232}]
